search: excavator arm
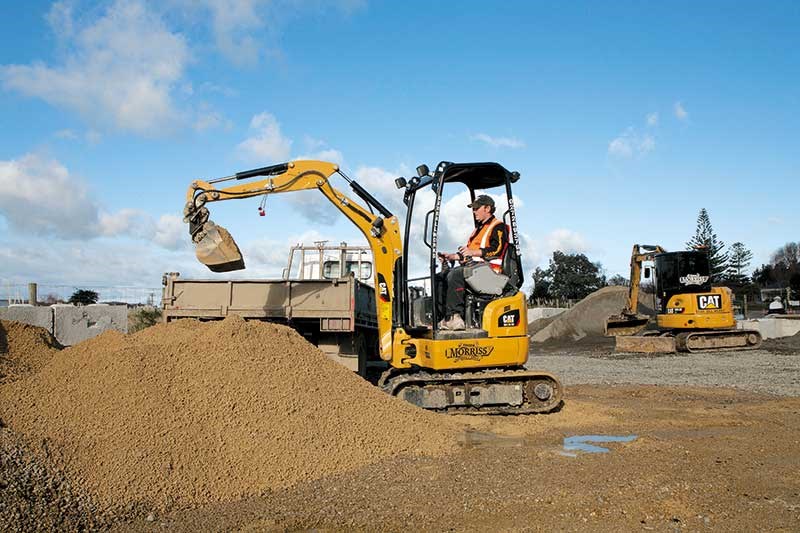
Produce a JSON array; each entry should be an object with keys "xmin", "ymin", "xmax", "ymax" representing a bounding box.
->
[
  {"xmin": 605, "ymin": 244, "xmax": 665, "ymax": 336},
  {"xmin": 183, "ymin": 160, "xmax": 403, "ymax": 361}
]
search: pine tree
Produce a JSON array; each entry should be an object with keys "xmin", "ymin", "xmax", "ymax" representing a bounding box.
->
[
  {"xmin": 686, "ymin": 208, "xmax": 729, "ymax": 282},
  {"xmin": 726, "ymin": 242, "xmax": 753, "ymax": 286}
]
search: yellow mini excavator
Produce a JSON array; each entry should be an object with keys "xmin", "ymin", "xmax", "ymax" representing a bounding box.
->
[
  {"xmin": 605, "ymin": 244, "xmax": 762, "ymax": 353},
  {"xmin": 182, "ymin": 160, "xmax": 562, "ymax": 414}
]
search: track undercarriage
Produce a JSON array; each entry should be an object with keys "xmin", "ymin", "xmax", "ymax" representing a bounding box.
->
[
  {"xmin": 378, "ymin": 367, "xmax": 563, "ymax": 415},
  {"xmin": 614, "ymin": 328, "xmax": 763, "ymax": 354}
]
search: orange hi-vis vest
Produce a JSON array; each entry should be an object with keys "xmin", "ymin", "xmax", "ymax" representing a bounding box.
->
[{"xmin": 466, "ymin": 216, "xmax": 507, "ymax": 273}]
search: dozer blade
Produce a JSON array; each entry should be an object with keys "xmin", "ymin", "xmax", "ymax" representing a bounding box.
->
[
  {"xmin": 605, "ymin": 313, "xmax": 650, "ymax": 337},
  {"xmin": 194, "ymin": 222, "xmax": 245, "ymax": 272}
]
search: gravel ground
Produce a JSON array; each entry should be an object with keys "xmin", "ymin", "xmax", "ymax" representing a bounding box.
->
[{"xmin": 528, "ymin": 349, "xmax": 800, "ymax": 396}]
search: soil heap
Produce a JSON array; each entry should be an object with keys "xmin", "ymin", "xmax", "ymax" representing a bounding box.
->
[
  {"xmin": 530, "ymin": 286, "xmax": 656, "ymax": 343},
  {"xmin": 0, "ymin": 317, "xmax": 461, "ymax": 511},
  {"xmin": 0, "ymin": 320, "xmax": 61, "ymax": 384}
]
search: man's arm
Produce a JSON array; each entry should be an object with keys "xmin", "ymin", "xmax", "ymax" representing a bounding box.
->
[{"xmin": 481, "ymin": 224, "xmax": 508, "ymax": 259}]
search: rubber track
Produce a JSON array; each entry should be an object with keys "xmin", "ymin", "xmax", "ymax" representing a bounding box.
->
[
  {"xmin": 378, "ymin": 367, "xmax": 563, "ymax": 415},
  {"xmin": 675, "ymin": 329, "xmax": 763, "ymax": 353}
]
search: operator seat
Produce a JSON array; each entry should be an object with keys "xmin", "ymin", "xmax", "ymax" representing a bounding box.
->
[{"xmin": 463, "ymin": 243, "xmax": 523, "ymax": 328}]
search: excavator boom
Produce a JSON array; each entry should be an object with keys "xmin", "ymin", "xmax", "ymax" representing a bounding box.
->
[{"xmin": 605, "ymin": 244, "xmax": 664, "ymax": 336}]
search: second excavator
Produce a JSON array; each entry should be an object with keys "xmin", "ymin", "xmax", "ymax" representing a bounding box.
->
[
  {"xmin": 182, "ymin": 160, "xmax": 562, "ymax": 414},
  {"xmin": 605, "ymin": 244, "xmax": 762, "ymax": 353}
]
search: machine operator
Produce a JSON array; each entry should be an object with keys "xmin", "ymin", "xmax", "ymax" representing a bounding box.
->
[{"xmin": 436, "ymin": 195, "xmax": 508, "ymax": 330}]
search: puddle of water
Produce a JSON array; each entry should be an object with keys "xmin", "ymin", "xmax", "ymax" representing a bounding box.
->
[{"xmin": 561, "ymin": 434, "xmax": 637, "ymax": 457}]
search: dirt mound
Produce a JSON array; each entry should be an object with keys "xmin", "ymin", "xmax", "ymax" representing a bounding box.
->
[
  {"xmin": 530, "ymin": 287, "xmax": 656, "ymax": 343},
  {"xmin": 762, "ymin": 328, "xmax": 800, "ymax": 355},
  {"xmin": 0, "ymin": 317, "xmax": 461, "ymax": 511},
  {"xmin": 527, "ymin": 313, "xmax": 560, "ymax": 336},
  {"xmin": 0, "ymin": 320, "xmax": 61, "ymax": 384}
]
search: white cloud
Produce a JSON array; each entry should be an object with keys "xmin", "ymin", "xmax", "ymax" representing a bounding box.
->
[
  {"xmin": 608, "ymin": 127, "xmax": 656, "ymax": 158},
  {"xmin": 194, "ymin": 107, "xmax": 231, "ymax": 132},
  {"xmin": 172, "ymin": 0, "xmax": 366, "ymax": 66},
  {"xmin": 0, "ymin": 237, "xmax": 200, "ymax": 290},
  {"xmin": 237, "ymin": 112, "xmax": 293, "ymax": 163},
  {"xmin": 470, "ymin": 133, "xmax": 526, "ymax": 149},
  {"xmin": 545, "ymin": 229, "xmax": 588, "ymax": 255},
  {"xmin": 674, "ymin": 101, "xmax": 689, "ymax": 121},
  {"xmin": 1, "ymin": 0, "xmax": 190, "ymax": 135},
  {"xmin": 153, "ymin": 214, "xmax": 189, "ymax": 250},
  {"xmin": 608, "ymin": 136, "xmax": 634, "ymax": 158},
  {"xmin": 0, "ymin": 153, "xmax": 99, "ymax": 238},
  {"xmin": 55, "ymin": 129, "xmax": 78, "ymax": 140},
  {"xmin": 0, "ymin": 152, "xmax": 187, "ymax": 250},
  {"xmin": 195, "ymin": 0, "xmax": 265, "ymax": 66},
  {"xmin": 646, "ymin": 112, "xmax": 659, "ymax": 126}
]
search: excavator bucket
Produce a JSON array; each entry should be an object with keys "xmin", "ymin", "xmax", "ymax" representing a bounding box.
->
[
  {"xmin": 605, "ymin": 313, "xmax": 650, "ymax": 337},
  {"xmin": 194, "ymin": 222, "xmax": 245, "ymax": 272}
]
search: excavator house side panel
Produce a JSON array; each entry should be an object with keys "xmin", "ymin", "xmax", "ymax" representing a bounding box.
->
[
  {"xmin": 658, "ymin": 287, "xmax": 736, "ymax": 330},
  {"xmin": 405, "ymin": 336, "xmax": 528, "ymax": 371},
  {"xmin": 481, "ymin": 292, "xmax": 529, "ymax": 338}
]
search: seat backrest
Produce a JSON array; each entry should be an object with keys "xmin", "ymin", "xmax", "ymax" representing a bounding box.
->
[{"xmin": 502, "ymin": 242, "xmax": 523, "ymax": 289}]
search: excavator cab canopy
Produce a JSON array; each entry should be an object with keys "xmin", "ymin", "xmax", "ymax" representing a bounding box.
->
[
  {"xmin": 653, "ymin": 251, "xmax": 712, "ymax": 296},
  {"xmin": 396, "ymin": 161, "xmax": 524, "ymax": 331}
]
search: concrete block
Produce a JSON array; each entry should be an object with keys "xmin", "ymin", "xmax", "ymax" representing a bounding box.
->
[
  {"xmin": 0, "ymin": 305, "xmax": 53, "ymax": 331},
  {"xmin": 527, "ymin": 307, "xmax": 567, "ymax": 323},
  {"xmin": 738, "ymin": 317, "xmax": 800, "ymax": 340},
  {"xmin": 53, "ymin": 304, "xmax": 128, "ymax": 346}
]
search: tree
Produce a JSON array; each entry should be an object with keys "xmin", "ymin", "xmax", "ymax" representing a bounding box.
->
[
  {"xmin": 68, "ymin": 289, "xmax": 99, "ymax": 306},
  {"xmin": 42, "ymin": 293, "xmax": 64, "ymax": 305},
  {"xmin": 543, "ymin": 251, "xmax": 606, "ymax": 300},
  {"xmin": 607, "ymin": 274, "xmax": 628, "ymax": 286},
  {"xmin": 770, "ymin": 242, "xmax": 800, "ymax": 269},
  {"xmin": 790, "ymin": 273, "xmax": 800, "ymax": 301},
  {"xmin": 686, "ymin": 208, "xmax": 728, "ymax": 282},
  {"xmin": 725, "ymin": 242, "xmax": 753, "ymax": 286},
  {"xmin": 530, "ymin": 267, "xmax": 551, "ymax": 300}
]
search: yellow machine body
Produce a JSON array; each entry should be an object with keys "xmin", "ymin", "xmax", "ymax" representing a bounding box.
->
[
  {"xmin": 657, "ymin": 286, "xmax": 736, "ymax": 330},
  {"xmin": 392, "ymin": 292, "xmax": 529, "ymax": 371}
]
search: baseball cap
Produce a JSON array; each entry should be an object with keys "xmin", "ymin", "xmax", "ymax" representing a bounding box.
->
[{"xmin": 467, "ymin": 194, "xmax": 495, "ymax": 208}]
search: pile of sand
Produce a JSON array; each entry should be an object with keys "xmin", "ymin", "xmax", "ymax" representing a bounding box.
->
[
  {"xmin": 0, "ymin": 320, "xmax": 61, "ymax": 384},
  {"xmin": 530, "ymin": 286, "xmax": 656, "ymax": 343},
  {"xmin": 0, "ymin": 317, "xmax": 461, "ymax": 511}
]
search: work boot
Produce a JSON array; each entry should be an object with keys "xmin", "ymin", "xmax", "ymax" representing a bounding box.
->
[{"xmin": 448, "ymin": 313, "xmax": 466, "ymax": 330}]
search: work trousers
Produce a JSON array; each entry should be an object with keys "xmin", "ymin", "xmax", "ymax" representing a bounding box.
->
[{"xmin": 435, "ymin": 265, "xmax": 467, "ymax": 319}]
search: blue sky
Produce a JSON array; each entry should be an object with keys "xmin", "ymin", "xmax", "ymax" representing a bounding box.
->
[{"xmin": 0, "ymin": 1, "xmax": 798, "ymax": 297}]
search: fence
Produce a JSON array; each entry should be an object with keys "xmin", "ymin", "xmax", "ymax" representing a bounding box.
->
[
  {"xmin": 1, "ymin": 281, "xmax": 162, "ymax": 307},
  {"xmin": 527, "ymin": 297, "xmax": 576, "ymax": 309}
]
